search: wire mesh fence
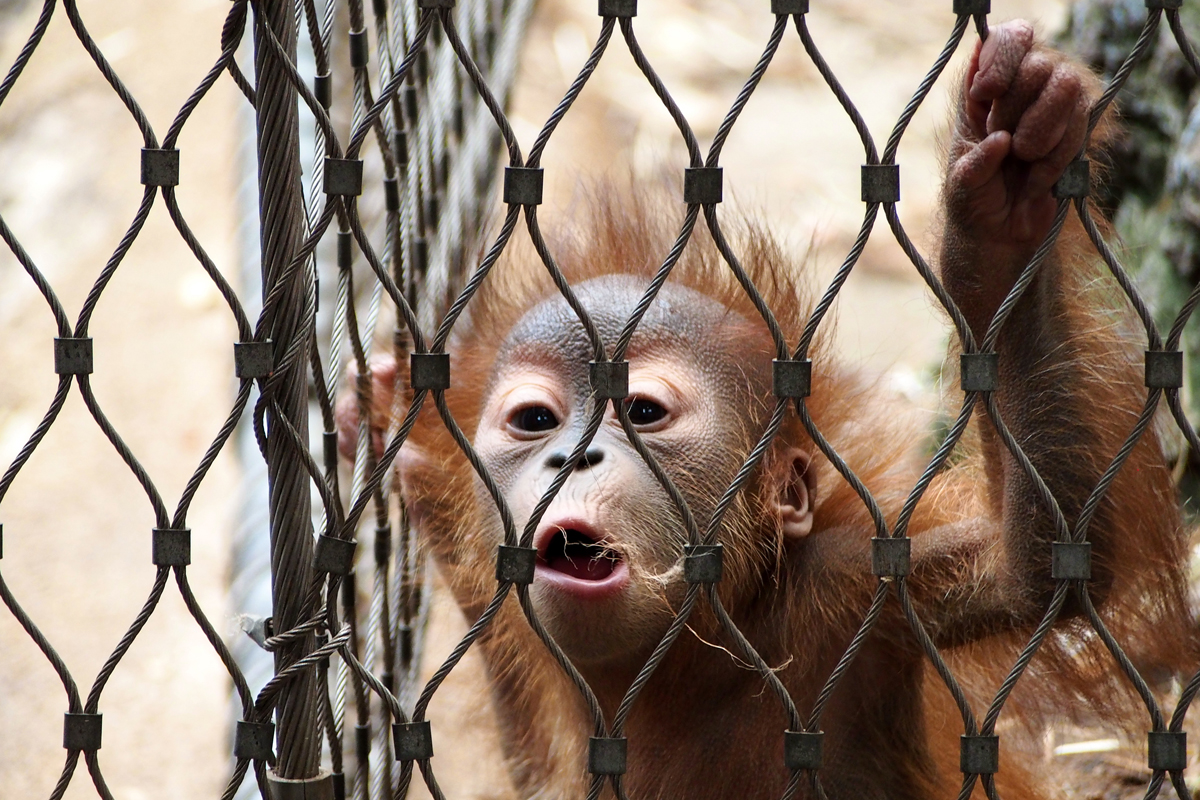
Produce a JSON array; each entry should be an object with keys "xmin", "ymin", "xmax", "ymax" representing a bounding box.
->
[{"xmin": 2, "ymin": 0, "xmax": 1200, "ymax": 799}]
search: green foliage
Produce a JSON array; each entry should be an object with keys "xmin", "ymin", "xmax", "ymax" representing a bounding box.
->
[{"xmin": 1060, "ymin": 1, "xmax": 1200, "ymax": 502}]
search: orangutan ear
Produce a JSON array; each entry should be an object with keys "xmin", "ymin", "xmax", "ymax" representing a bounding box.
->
[
  {"xmin": 774, "ymin": 447, "xmax": 816, "ymax": 540},
  {"xmin": 396, "ymin": 444, "xmax": 434, "ymax": 534},
  {"xmin": 334, "ymin": 354, "xmax": 398, "ymax": 461}
]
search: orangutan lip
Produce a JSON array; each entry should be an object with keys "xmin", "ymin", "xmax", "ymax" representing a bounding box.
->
[{"xmin": 534, "ymin": 520, "xmax": 628, "ymax": 599}]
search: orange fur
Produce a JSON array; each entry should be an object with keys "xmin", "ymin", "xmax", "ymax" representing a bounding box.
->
[
  {"xmin": 336, "ymin": 35, "xmax": 1194, "ymax": 796},
  {"xmin": 335, "ymin": 175, "xmax": 1196, "ymax": 798}
]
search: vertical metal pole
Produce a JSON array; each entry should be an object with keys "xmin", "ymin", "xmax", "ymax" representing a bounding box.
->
[{"xmin": 252, "ymin": 0, "xmax": 321, "ymax": 782}]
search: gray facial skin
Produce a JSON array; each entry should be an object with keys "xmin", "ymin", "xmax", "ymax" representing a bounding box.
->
[{"xmin": 471, "ymin": 275, "xmax": 774, "ymax": 666}]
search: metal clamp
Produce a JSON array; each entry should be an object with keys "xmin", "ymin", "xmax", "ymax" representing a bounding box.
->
[
  {"xmin": 425, "ymin": 193, "xmax": 441, "ymax": 230},
  {"xmin": 684, "ymin": 544, "xmax": 723, "ymax": 584},
  {"xmin": 63, "ymin": 713, "xmax": 102, "ymax": 751},
  {"xmin": 1148, "ymin": 731, "xmax": 1187, "ymax": 771},
  {"xmin": 54, "ymin": 337, "xmax": 93, "ymax": 375},
  {"xmin": 684, "ymin": 167, "xmax": 723, "ymax": 205},
  {"xmin": 374, "ymin": 524, "xmax": 392, "ymax": 564},
  {"xmin": 141, "ymin": 148, "xmax": 180, "ymax": 187},
  {"xmin": 313, "ymin": 535, "xmax": 357, "ymax": 576},
  {"xmin": 496, "ymin": 545, "xmax": 537, "ymax": 584},
  {"xmin": 393, "ymin": 721, "xmax": 434, "ymax": 761},
  {"xmin": 784, "ymin": 730, "xmax": 823, "ymax": 770},
  {"xmin": 1145, "ymin": 350, "xmax": 1183, "ymax": 390},
  {"xmin": 771, "ymin": 0, "xmax": 809, "ymax": 14},
  {"xmin": 333, "ymin": 233, "xmax": 352, "ymax": 273},
  {"xmin": 590, "ymin": 360, "xmax": 629, "ymax": 400},
  {"xmin": 872, "ymin": 537, "xmax": 911, "ymax": 578},
  {"xmin": 384, "ymin": 178, "xmax": 400, "ymax": 212},
  {"xmin": 504, "ymin": 167, "xmax": 544, "ymax": 205},
  {"xmin": 411, "ymin": 353, "xmax": 450, "ymax": 391},
  {"xmin": 861, "ymin": 164, "xmax": 900, "ymax": 203},
  {"xmin": 394, "ymin": 130, "xmax": 409, "ymax": 165},
  {"xmin": 322, "ymin": 431, "xmax": 338, "ymax": 471},
  {"xmin": 241, "ymin": 615, "xmax": 273, "ymax": 649},
  {"xmin": 588, "ymin": 736, "xmax": 627, "ymax": 775},
  {"xmin": 313, "ymin": 73, "xmax": 331, "ymax": 110},
  {"xmin": 267, "ymin": 771, "xmax": 335, "ymax": 800},
  {"xmin": 235, "ymin": 720, "xmax": 275, "ymax": 760},
  {"xmin": 598, "ymin": 0, "xmax": 636, "ymax": 16},
  {"xmin": 355, "ymin": 724, "xmax": 371, "ymax": 762},
  {"xmin": 152, "ymin": 528, "xmax": 191, "ymax": 567},
  {"xmin": 1052, "ymin": 159, "xmax": 1090, "ymax": 200},
  {"xmin": 1051, "ymin": 541, "xmax": 1091, "ymax": 581},
  {"xmin": 960, "ymin": 352, "xmax": 998, "ymax": 393},
  {"xmin": 402, "ymin": 86, "xmax": 419, "ymax": 127},
  {"xmin": 960, "ymin": 734, "xmax": 998, "ymax": 774},
  {"xmin": 952, "ymin": 0, "xmax": 990, "ymax": 13},
  {"xmin": 348, "ymin": 30, "xmax": 369, "ymax": 69},
  {"xmin": 324, "ymin": 158, "xmax": 364, "ymax": 197},
  {"xmin": 773, "ymin": 359, "xmax": 812, "ymax": 399},
  {"xmin": 399, "ymin": 623, "xmax": 415, "ymax": 665},
  {"xmin": 235, "ymin": 341, "xmax": 274, "ymax": 379}
]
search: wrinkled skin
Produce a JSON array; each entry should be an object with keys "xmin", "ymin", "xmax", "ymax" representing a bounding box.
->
[
  {"xmin": 473, "ymin": 276, "xmax": 795, "ymax": 665},
  {"xmin": 946, "ymin": 19, "xmax": 1092, "ymax": 335}
]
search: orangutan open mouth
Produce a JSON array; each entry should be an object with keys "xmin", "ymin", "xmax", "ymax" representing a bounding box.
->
[{"xmin": 541, "ymin": 528, "xmax": 622, "ymax": 581}]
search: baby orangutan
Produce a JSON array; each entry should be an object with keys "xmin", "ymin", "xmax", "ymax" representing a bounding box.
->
[{"xmin": 338, "ymin": 21, "xmax": 1191, "ymax": 800}]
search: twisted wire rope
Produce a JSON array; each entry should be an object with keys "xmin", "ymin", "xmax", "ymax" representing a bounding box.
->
[
  {"xmin": 0, "ymin": 0, "xmax": 290, "ymax": 793},
  {"xmin": 8, "ymin": 0, "xmax": 1200, "ymax": 797}
]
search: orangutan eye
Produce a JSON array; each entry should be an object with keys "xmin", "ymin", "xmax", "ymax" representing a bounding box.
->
[
  {"xmin": 626, "ymin": 397, "xmax": 667, "ymax": 426},
  {"xmin": 512, "ymin": 405, "xmax": 559, "ymax": 432}
]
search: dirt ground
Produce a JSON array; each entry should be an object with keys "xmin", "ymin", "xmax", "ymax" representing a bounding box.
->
[{"xmin": 5, "ymin": 0, "xmax": 1154, "ymax": 798}]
